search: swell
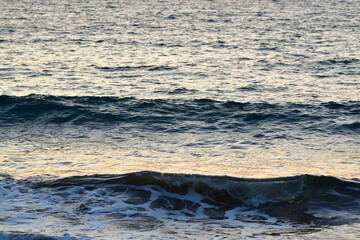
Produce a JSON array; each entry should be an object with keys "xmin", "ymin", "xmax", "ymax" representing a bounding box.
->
[{"xmin": 0, "ymin": 95, "xmax": 359, "ymax": 134}]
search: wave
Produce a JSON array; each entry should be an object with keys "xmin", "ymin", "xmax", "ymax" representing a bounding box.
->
[
  {"xmin": 35, "ymin": 171, "xmax": 308, "ymax": 204},
  {"xmin": 2, "ymin": 171, "xmax": 358, "ymax": 226},
  {"xmin": 1, "ymin": 95, "xmax": 359, "ymax": 135},
  {"xmin": 317, "ymin": 57, "xmax": 360, "ymax": 66},
  {"xmin": 93, "ymin": 64, "xmax": 177, "ymax": 72},
  {"xmin": 35, "ymin": 171, "xmax": 360, "ymax": 203}
]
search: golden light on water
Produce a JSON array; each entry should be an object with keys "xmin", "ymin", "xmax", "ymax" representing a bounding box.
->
[{"xmin": 1, "ymin": 138, "xmax": 358, "ymax": 179}]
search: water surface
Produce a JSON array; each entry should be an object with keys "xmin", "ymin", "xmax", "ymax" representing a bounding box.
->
[{"xmin": 0, "ymin": 0, "xmax": 359, "ymax": 239}]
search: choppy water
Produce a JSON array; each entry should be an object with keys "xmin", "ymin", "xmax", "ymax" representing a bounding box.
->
[{"xmin": 0, "ymin": 0, "xmax": 359, "ymax": 239}]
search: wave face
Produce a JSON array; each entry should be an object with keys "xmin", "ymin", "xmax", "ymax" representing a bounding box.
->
[
  {"xmin": 1, "ymin": 95, "xmax": 359, "ymax": 135},
  {"xmin": 0, "ymin": 172, "xmax": 359, "ymax": 239}
]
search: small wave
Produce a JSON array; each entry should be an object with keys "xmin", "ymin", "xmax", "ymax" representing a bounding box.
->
[
  {"xmin": 93, "ymin": 65, "xmax": 153, "ymax": 72},
  {"xmin": 0, "ymin": 68, "xmax": 14, "ymax": 72},
  {"xmin": 317, "ymin": 57, "xmax": 360, "ymax": 65},
  {"xmin": 148, "ymin": 66, "xmax": 177, "ymax": 71},
  {"xmin": 0, "ymin": 95, "xmax": 359, "ymax": 136},
  {"xmin": 93, "ymin": 65, "xmax": 177, "ymax": 72},
  {"xmin": 156, "ymin": 87, "xmax": 199, "ymax": 95},
  {"xmin": 338, "ymin": 121, "xmax": 360, "ymax": 133}
]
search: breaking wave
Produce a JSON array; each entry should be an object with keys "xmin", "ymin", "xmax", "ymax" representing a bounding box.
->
[{"xmin": 1, "ymin": 172, "xmax": 358, "ymax": 226}]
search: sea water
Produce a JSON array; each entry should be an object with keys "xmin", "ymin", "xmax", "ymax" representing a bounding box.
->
[{"xmin": 0, "ymin": 0, "xmax": 359, "ymax": 239}]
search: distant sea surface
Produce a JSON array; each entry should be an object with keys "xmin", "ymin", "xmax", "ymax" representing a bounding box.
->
[{"xmin": 0, "ymin": 0, "xmax": 359, "ymax": 239}]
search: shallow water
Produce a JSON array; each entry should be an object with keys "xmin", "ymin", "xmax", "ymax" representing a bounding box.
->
[{"xmin": 0, "ymin": 0, "xmax": 359, "ymax": 239}]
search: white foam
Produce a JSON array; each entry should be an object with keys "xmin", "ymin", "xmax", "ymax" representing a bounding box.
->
[{"xmin": 0, "ymin": 177, "xmax": 358, "ymax": 240}]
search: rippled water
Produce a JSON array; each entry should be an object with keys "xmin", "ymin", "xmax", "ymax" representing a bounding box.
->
[
  {"xmin": 1, "ymin": 0, "xmax": 359, "ymax": 102},
  {"xmin": 0, "ymin": 0, "xmax": 359, "ymax": 239}
]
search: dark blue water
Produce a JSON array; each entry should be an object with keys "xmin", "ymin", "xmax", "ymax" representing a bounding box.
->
[{"xmin": 1, "ymin": 94, "xmax": 359, "ymax": 136}]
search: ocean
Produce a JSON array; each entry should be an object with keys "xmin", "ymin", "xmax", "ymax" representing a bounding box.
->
[{"xmin": 0, "ymin": 0, "xmax": 359, "ymax": 239}]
